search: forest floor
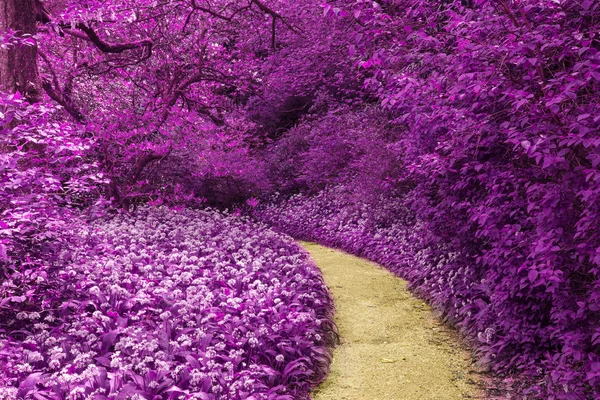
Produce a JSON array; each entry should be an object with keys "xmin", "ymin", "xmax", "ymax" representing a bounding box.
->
[{"xmin": 301, "ymin": 242, "xmax": 483, "ymax": 400}]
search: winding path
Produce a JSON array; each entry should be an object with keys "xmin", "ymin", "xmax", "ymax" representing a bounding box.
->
[{"xmin": 301, "ymin": 242, "xmax": 482, "ymax": 400}]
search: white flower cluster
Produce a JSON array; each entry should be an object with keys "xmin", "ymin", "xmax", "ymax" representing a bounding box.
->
[{"xmin": 0, "ymin": 206, "xmax": 334, "ymax": 399}]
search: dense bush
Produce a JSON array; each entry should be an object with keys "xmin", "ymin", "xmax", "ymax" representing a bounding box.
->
[
  {"xmin": 0, "ymin": 93, "xmax": 106, "ymax": 342},
  {"xmin": 0, "ymin": 92, "xmax": 104, "ymax": 264},
  {"xmin": 253, "ymin": 1, "xmax": 600, "ymax": 398},
  {"xmin": 256, "ymin": 179, "xmax": 600, "ymax": 398},
  {"xmin": 263, "ymin": 106, "xmax": 394, "ymax": 196},
  {"xmin": 0, "ymin": 207, "xmax": 334, "ymax": 399}
]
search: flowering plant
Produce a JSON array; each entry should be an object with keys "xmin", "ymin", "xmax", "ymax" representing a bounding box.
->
[{"xmin": 0, "ymin": 207, "xmax": 334, "ymax": 400}]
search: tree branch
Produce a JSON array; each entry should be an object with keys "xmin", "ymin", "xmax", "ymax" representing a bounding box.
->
[
  {"xmin": 251, "ymin": 0, "xmax": 299, "ymax": 34},
  {"xmin": 129, "ymin": 149, "xmax": 170, "ymax": 183},
  {"xmin": 190, "ymin": 0, "xmax": 232, "ymax": 21},
  {"xmin": 271, "ymin": 15, "xmax": 276, "ymax": 49},
  {"xmin": 38, "ymin": 51, "xmax": 86, "ymax": 123},
  {"xmin": 37, "ymin": 8, "xmax": 153, "ymax": 55},
  {"xmin": 73, "ymin": 23, "xmax": 152, "ymax": 53}
]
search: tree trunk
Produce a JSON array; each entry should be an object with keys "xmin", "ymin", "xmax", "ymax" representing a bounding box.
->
[{"xmin": 0, "ymin": 0, "xmax": 41, "ymax": 102}]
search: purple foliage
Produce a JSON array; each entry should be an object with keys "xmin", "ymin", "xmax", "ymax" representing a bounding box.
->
[
  {"xmin": 4, "ymin": 0, "xmax": 600, "ymax": 398},
  {"xmin": 256, "ymin": 183, "xmax": 600, "ymax": 399},
  {"xmin": 0, "ymin": 92, "xmax": 105, "ymax": 264},
  {"xmin": 0, "ymin": 207, "xmax": 334, "ymax": 399},
  {"xmin": 254, "ymin": 1, "xmax": 600, "ymax": 398}
]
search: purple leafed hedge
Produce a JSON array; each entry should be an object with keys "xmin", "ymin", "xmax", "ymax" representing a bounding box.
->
[
  {"xmin": 255, "ymin": 186, "xmax": 600, "ymax": 399},
  {"xmin": 0, "ymin": 207, "xmax": 334, "ymax": 400}
]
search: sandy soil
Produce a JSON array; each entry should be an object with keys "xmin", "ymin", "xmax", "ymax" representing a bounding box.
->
[{"xmin": 301, "ymin": 242, "xmax": 482, "ymax": 400}]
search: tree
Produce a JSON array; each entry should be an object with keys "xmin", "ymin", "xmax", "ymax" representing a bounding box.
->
[
  {"xmin": 29, "ymin": 0, "xmax": 336, "ymax": 207},
  {"xmin": 0, "ymin": 0, "xmax": 42, "ymax": 102}
]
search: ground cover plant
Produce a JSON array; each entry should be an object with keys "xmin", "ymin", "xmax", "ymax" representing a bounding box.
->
[{"xmin": 0, "ymin": 207, "xmax": 334, "ymax": 399}]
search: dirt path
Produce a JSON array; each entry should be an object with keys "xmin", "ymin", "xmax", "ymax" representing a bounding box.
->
[{"xmin": 301, "ymin": 242, "xmax": 482, "ymax": 400}]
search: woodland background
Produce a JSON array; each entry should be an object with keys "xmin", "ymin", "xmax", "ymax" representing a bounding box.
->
[{"xmin": 1, "ymin": 0, "xmax": 600, "ymax": 398}]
